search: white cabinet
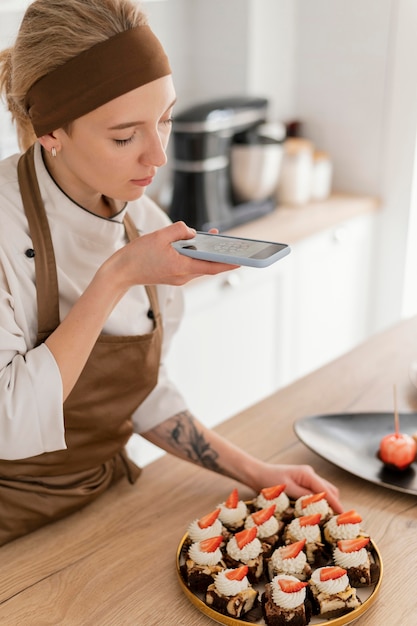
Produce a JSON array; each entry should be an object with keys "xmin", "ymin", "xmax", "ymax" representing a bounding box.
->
[
  {"xmin": 287, "ymin": 212, "xmax": 377, "ymax": 380},
  {"xmin": 165, "ymin": 256, "xmax": 293, "ymax": 428}
]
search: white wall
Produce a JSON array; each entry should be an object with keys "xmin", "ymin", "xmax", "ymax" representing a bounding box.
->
[
  {"xmin": 294, "ymin": 0, "xmax": 392, "ymax": 195},
  {"xmin": 293, "ymin": 0, "xmax": 417, "ymax": 331},
  {"xmin": 376, "ymin": 0, "xmax": 417, "ymax": 327},
  {"xmin": 0, "ymin": 7, "xmax": 26, "ymax": 157},
  {"xmin": 248, "ymin": 0, "xmax": 297, "ymax": 122}
]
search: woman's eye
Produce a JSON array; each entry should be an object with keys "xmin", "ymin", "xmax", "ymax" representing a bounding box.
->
[
  {"xmin": 114, "ymin": 136, "xmax": 135, "ymax": 147},
  {"xmin": 160, "ymin": 117, "xmax": 174, "ymax": 128}
]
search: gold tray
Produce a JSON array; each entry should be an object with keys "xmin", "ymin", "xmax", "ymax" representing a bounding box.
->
[{"xmin": 176, "ymin": 532, "xmax": 383, "ymax": 625}]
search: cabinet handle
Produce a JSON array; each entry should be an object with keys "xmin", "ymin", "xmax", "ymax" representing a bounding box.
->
[{"xmin": 222, "ymin": 273, "xmax": 241, "ymax": 288}]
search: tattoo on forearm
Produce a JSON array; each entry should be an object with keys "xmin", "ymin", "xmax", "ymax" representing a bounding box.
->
[{"xmin": 168, "ymin": 411, "xmax": 223, "ymax": 473}]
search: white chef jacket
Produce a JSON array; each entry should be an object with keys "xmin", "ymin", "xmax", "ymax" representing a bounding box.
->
[{"xmin": 0, "ymin": 142, "xmax": 188, "ymax": 461}]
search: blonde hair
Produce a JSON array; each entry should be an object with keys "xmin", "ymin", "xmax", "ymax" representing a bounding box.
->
[{"xmin": 0, "ymin": 0, "xmax": 148, "ymax": 151}]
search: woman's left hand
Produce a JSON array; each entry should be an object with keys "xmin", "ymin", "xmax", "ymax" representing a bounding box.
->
[{"xmin": 252, "ymin": 462, "xmax": 343, "ymax": 513}]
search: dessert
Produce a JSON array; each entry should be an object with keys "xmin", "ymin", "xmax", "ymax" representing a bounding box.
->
[
  {"xmin": 333, "ymin": 537, "xmax": 375, "ymax": 587},
  {"xmin": 262, "ymin": 574, "xmax": 310, "ymax": 626},
  {"xmin": 253, "ymin": 484, "xmax": 293, "ymax": 522},
  {"xmin": 205, "ymin": 565, "xmax": 258, "ymax": 618},
  {"xmin": 379, "ymin": 432, "xmax": 416, "ymax": 470},
  {"xmin": 217, "ymin": 488, "xmax": 248, "ymax": 531},
  {"xmin": 294, "ymin": 492, "xmax": 333, "ymax": 524},
  {"xmin": 244, "ymin": 504, "xmax": 282, "ymax": 554},
  {"xmin": 225, "ymin": 526, "xmax": 264, "ymax": 583},
  {"xmin": 180, "ymin": 492, "xmax": 380, "ymax": 623},
  {"xmin": 323, "ymin": 510, "xmax": 366, "ymax": 547},
  {"xmin": 284, "ymin": 513, "xmax": 327, "ymax": 566},
  {"xmin": 379, "ymin": 384, "xmax": 416, "ymax": 469},
  {"xmin": 267, "ymin": 539, "xmax": 312, "ymax": 582},
  {"xmin": 181, "ymin": 535, "xmax": 225, "ymax": 592},
  {"xmin": 187, "ymin": 508, "xmax": 224, "ymax": 544},
  {"xmin": 309, "ymin": 565, "xmax": 361, "ymax": 619}
]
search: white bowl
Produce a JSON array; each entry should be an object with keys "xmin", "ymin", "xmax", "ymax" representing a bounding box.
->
[{"xmin": 230, "ymin": 143, "xmax": 283, "ymax": 202}]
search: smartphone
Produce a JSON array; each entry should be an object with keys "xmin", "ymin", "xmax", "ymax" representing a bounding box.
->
[{"xmin": 172, "ymin": 232, "xmax": 290, "ymax": 268}]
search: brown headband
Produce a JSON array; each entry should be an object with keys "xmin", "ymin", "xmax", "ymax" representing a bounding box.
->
[{"xmin": 25, "ymin": 25, "xmax": 171, "ymax": 137}]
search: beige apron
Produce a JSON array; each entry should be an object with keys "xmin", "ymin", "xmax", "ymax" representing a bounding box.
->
[{"xmin": 0, "ymin": 145, "xmax": 163, "ymax": 545}]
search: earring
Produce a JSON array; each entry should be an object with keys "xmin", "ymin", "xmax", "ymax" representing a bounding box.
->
[{"xmin": 51, "ymin": 147, "xmax": 57, "ymax": 158}]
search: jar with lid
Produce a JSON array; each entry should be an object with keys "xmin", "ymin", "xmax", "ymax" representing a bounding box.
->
[
  {"xmin": 310, "ymin": 150, "xmax": 333, "ymax": 201},
  {"xmin": 277, "ymin": 138, "xmax": 314, "ymax": 206}
]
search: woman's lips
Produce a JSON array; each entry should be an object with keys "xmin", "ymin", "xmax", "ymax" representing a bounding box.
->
[{"xmin": 131, "ymin": 177, "xmax": 153, "ymax": 187}]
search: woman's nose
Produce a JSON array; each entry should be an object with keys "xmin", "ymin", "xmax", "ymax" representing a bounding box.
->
[{"xmin": 141, "ymin": 129, "xmax": 168, "ymax": 168}]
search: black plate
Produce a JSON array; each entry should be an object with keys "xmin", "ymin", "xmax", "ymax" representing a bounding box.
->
[{"xmin": 294, "ymin": 412, "xmax": 417, "ymax": 495}]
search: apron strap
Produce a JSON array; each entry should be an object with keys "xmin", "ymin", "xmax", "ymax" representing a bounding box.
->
[
  {"xmin": 123, "ymin": 211, "xmax": 139, "ymax": 242},
  {"xmin": 123, "ymin": 212, "xmax": 161, "ymax": 324},
  {"xmin": 18, "ymin": 144, "xmax": 60, "ymax": 342}
]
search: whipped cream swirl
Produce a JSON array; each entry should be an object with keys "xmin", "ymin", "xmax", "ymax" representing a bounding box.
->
[
  {"xmin": 187, "ymin": 518, "xmax": 223, "ymax": 542},
  {"xmin": 333, "ymin": 546, "xmax": 369, "ymax": 568},
  {"xmin": 286, "ymin": 518, "xmax": 321, "ymax": 543},
  {"xmin": 226, "ymin": 535, "xmax": 262, "ymax": 562},
  {"xmin": 214, "ymin": 569, "xmax": 250, "ymax": 596},
  {"xmin": 245, "ymin": 513, "xmax": 279, "ymax": 538},
  {"xmin": 188, "ymin": 542, "xmax": 222, "ymax": 566},
  {"xmin": 271, "ymin": 575, "xmax": 306, "ymax": 609},
  {"xmin": 326, "ymin": 516, "xmax": 361, "ymax": 540},
  {"xmin": 270, "ymin": 547, "xmax": 307, "ymax": 575},
  {"xmin": 311, "ymin": 568, "xmax": 349, "ymax": 594},
  {"xmin": 218, "ymin": 500, "xmax": 248, "ymax": 526},
  {"xmin": 295, "ymin": 496, "xmax": 331, "ymax": 519},
  {"xmin": 255, "ymin": 491, "xmax": 290, "ymax": 514}
]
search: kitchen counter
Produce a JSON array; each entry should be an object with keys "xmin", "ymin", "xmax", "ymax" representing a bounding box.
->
[
  {"xmin": 1, "ymin": 314, "xmax": 416, "ymax": 624},
  {"xmin": 224, "ymin": 193, "xmax": 379, "ymax": 242}
]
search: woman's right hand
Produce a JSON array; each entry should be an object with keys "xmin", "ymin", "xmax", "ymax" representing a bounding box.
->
[{"xmin": 105, "ymin": 221, "xmax": 238, "ymax": 291}]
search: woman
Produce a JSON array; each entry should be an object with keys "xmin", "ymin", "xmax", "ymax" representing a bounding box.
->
[{"xmin": 0, "ymin": 0, "xmax": 342, "ymax": 546}]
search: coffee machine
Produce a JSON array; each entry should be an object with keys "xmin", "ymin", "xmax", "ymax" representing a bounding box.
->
[{"xmin": 169, "ymin": 96, "xmax": 279, "ymax": 231}]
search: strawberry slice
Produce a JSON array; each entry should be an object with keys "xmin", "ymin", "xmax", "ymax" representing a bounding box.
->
[
  {"xmin": 278, "ymin": 578, "xmax": 308, "ymax": 593},
  {"xmin": 280, "ymin": 539, "xmax": 306, "ymax": 559},
  {"xmin": 320, "ymin": 566, "xmax": 347, "ymax": 581},
  {"xmin": 301, "ymin": 492, "xmax": 326, "ymax": 508},
  {"xmin": 299, "ymin": 513, "xmax": 321, "ymax": 527},
  {"xmin": 252, "ymin": 504, "xmax": 276, "ymax": 526},
  {"xmin": 337, "ymin": 537, "xmax": 370, "ymax": 553},
  {"xmin": 225, "ymin": 488, "xmax": 239, "ymax": 509},
  {"xmin": 198, "ymin": 508, "xmax": 221, "ymax": 529},
  {"xmin": 225, "ymin": 565, "xmax": 248, "ymax": 581},
  {"xmin": 336, "ymin": 510, "xmax": 362, "ymax": 525},
  {"xmin": 260, "ymin": 484, "xmax": 286, "ymax": 500},
  {"xmin": 235, "ymin": 526, "xmax": 257, "ymax": 549},
  {"xmin": 199, "ymin": 535, "xmax": 223, "ymax": 553}
]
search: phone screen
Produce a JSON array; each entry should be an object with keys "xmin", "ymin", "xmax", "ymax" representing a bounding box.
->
[
  {"xmin": 186, "ymin": 234, "xmax": 286, "ymax": 259},
  {"xmin": 173, "ymin": 232, "xmax": 290, "ymax": 267}
]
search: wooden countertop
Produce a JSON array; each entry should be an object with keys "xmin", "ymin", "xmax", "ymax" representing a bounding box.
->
[
  {"xmin": 1, "ymin": 315, "xmax": 416, "ymax": 625},
  {"xmin": 224, "ymin": 193, "xmax": 379, "ymax": 243}
]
